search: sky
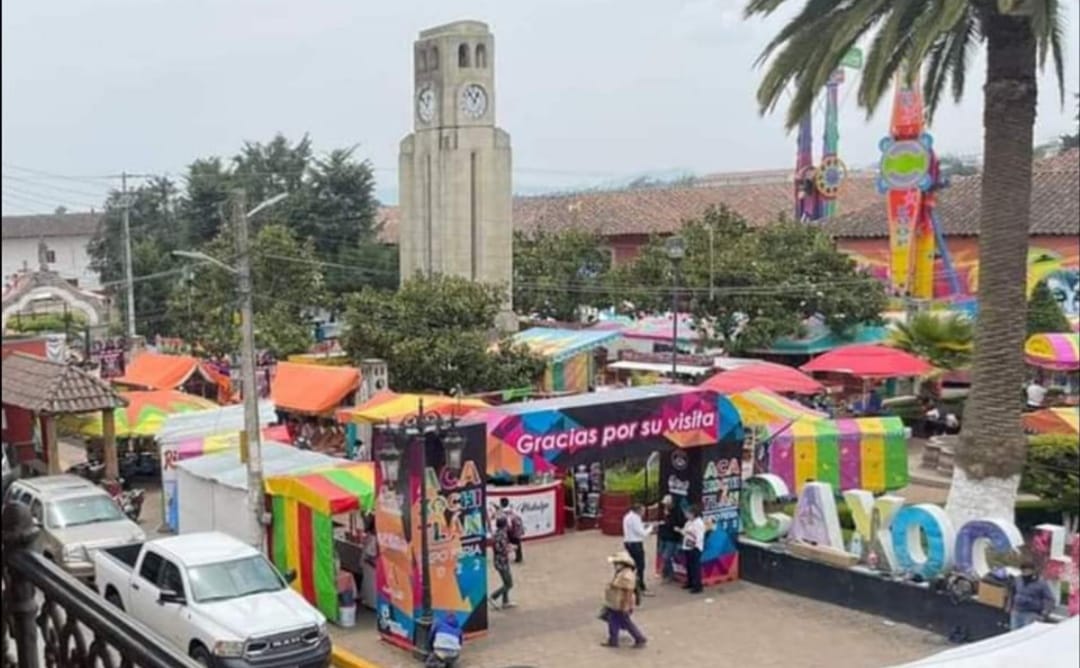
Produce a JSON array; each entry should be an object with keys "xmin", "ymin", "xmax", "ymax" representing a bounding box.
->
[{"xmin": 2, "ymin": 0, "xmax": 1078, "ymax": 213}]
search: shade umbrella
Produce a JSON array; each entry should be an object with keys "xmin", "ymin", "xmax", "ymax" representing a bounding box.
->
[
  {"xmin": 800, "ymin": 344, "xmax": 934, "ymax": 379},
  {"xmin": 702, "ymin": 361, "xmax": 824, "ymax": 395},
  {"xmin": 1023, "ymin": 406, "xmax": 1079, "ymax": 436},
  {"xmin": 79, "ymin": 390, "xmax": 218, "ymax": 438}
]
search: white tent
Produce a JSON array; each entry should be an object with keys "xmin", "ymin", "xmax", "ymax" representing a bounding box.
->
[
  {"xmin": 175, "ymin": 442, "xmax": 342, "ymax": 546},
  {"xmin": 890, "ymin": 617, "xmax": 1079, "ymax": 668},
  {"xmin": 157, "ymin": 400, "xmax": 277, "ymax": 444}
]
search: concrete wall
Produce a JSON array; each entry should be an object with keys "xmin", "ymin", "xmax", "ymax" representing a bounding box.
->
[{"xmin": 2, "ymin": 234, "xmax": 99, "ymax": 290}]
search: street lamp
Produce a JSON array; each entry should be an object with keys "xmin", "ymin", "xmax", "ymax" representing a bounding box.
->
[
  {"xmin": 171, "ymin": 190, "xmax": 287, "ymax": 551},
  {"xmin": 665, "ymin": 236, "xmax": 686, "ymax": 379},
  {"xmin": 374, "ymin": 424, "xmax": 403, "ymax": 487}
]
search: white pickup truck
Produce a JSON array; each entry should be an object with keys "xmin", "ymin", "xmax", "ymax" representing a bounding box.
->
[{"xmin": 94, "ymin": 532, "xmax": 331, "ymax": 668}]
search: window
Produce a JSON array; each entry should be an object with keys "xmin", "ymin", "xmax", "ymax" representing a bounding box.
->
[
  {"xmin": 430, "ymin": 46, "xmax": 439, "ymax": 69},
  {"xmin": 29, "ymin": 499, "xmax": 43, "ymax": 524},
  {"xmin": 417, "ymin": 49, "xmax": 428, "ymax": 72},
  {"xmin": 458, "ymin": 43, "xmax": 470, "ymax": 68},
  {"xmin": 187, "ymin": 555, "xmax": 284, "ymax": 603},
  {"xmin": 475, "ymin": 43, "xmax": 487, "ymax": 68},
  {"xmin": 46, "ymin": 495, "xmax": 124, "ymax": 529},
  {"xmin": 159, "ymin": 560, "xmax": 184, "ymax": 595},
  {"xmin": 45, "ymin": 250, "xmax": 56, "ymax": 263},
  {"xmin": 139, "ymin": 551, "xmax": 164, "ymax": 584}
]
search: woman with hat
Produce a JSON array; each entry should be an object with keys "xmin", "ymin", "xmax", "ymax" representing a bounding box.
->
[{"xmin": 600, "ymin": 551, "xmax": 647, "ymax": 649}]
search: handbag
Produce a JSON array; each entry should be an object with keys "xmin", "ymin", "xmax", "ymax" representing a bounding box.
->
[{"xmin": 598, "ymin": 607, "xmax": 611, "ymax": 622}]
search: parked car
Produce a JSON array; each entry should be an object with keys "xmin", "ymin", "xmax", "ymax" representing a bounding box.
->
[
  {"xmin": 94, "ymin": 532, "xmax": 331, "ymax": 668},
  {"xmin": 3, "ymin": 475, "xmax": 146, "ymax": 580}
]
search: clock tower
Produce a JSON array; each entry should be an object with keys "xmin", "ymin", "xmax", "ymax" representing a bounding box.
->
[{"xmin": 399, "ymin": 20, "xmax": 513, "ymax": 314}]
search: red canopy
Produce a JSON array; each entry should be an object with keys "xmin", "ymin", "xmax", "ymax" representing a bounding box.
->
[
  {"xmin": 800, "ymin": 344, "xmax": 934, "ymax": 379},
  {"xmin": 702, "ymin": 361, "xmax": 824, "ymax": 395}
]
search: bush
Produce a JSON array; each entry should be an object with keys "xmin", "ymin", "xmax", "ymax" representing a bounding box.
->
[{"xmin": 1020, "ymin": 434, "xmax": 1079, "ymax": 521}]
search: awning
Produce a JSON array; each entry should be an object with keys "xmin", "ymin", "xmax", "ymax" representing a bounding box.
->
[
  {"xmin": 607, "ymin": 360, "xmax": 713, "ymax": 376},
  {"xmin": 702, "ymin": 361, "xmax": 824, "ymax": 395},
  {"xmin": 271, "ymin": 362, "xmax": 360, "ymax": 415},
  {"xmin": 511, "ymin": 327, "xmax": 620, "ymax": 363},
  {"xmin": 888, "ymin": 616, "xmax": 1078, "ymax": 668},
  {"xmin": 1025, "ymin": 333, "xmax": 1079, "ymax": 371},
  {"xmin": 801, "ymin": 344, "xmax": 934, "ymax": 379},
  {"xmin": 617, "ymin": 314, "xmax": 703, "ymax": 342},
  {"xmin": 113, "ymin": 353, "xmax": 222, "ymax": 390},
  {"xmin": 728, "ymin": 388, "xmax": 825, "ymax": 428},
  {"xmin": 1023, "ymin": 406, "xmax": 1080, "ymax": 435},
  {"xmin": 77, "ymin": 390, "xmax": 218, "ymax": 437},
  {"xmin": 264, "ymin": 462, "xmax": 375, "ymax": 515},
  {"xmin": 339, "ymin": 391, "xmax": 488, "ymax": 424},
  {"xmin": 156, "ymin": 400, "xmax": 277, "ymax": 444}
]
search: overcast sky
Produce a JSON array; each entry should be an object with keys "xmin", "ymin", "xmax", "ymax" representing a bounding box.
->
[{"xmin": 3, "ymin": 0, "xmax": 1078, "ymax": 213}]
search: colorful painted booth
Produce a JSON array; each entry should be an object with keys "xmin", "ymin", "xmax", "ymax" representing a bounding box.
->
[
  {"xmin": 510, "ymin": 327, "xmax": 619, "ymax": 394},
  {"xmin": 1025, "ymin": 333, "xmax": 1079, "ymax": 372},
  {"xmin": 265, "ymin": 463, "xmax": 375, "ymax": 622}
]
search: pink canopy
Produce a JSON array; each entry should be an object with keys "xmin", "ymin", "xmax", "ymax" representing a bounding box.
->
[
  {"xmin": 702, "ymin": 361, "xmax": 824, "ymax": 395},
  {"xmin": 801, "ymin": 344, "xmax": 934, "ymax": 379}
]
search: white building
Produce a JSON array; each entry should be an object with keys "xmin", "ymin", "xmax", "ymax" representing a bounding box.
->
[{"xmin": 1, "ymin": 212, "xmax": 102, "ymax": 290}]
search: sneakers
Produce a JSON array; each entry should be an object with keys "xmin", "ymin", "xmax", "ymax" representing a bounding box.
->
[
  {"xmin": 634, "ymin": 640, "xmax": 648, "ymax": 649},
  {"xmin": 490, "ymin": 600, "xmax": 501, "ymax": 610},
  {"xmin": 502, "ymin": 601, "xmax": 517, "ymax": 609}
]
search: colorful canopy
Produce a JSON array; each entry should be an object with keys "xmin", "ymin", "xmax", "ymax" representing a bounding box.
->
[
  {"xmin": 265, "ymin": 462, "xmax": 375, "ymax": 515},
  {"xmin": 801, "ymin": 344, "xmax": 934, "ymax": 378},
  {"xmin": 271, "ymin": 362, "xmax": 360, "ymax": 415},
  {"xmin": 1025, "ymin": 333, "xmax": 1080, "ymax": 371},
  {"xmin": 727, "ymin": 389, "xmax": 825, "ymax": 428},
  {"xmin": 702, "ymin": 361, "xmax": 824, "ymax": 395},
  {"xmin": 77, "ymin": 390, "xmax": 218, "ymax": 437},
  {"xmin": 510, "ymin": 327, "xmax": 619, "ymax": 363},
  {"xmin": 1023, "ymin": 406, "xmax": 1080, "ymax": 435},
  {"xmin": 341, "ymin": 391, "xmax": 488, "ymax": 424},
  {"xmin": 113, "ymin": 352, "xmax": 226, "ymax": 391}
]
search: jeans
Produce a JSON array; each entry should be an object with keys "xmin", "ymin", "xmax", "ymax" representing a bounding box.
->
[
  {"xmin": 623, "ymin": 541, "xmax": 646, "ymax": 598},
  {"xmin": 491, "ymin": 565, "xmax": 513, "ymax": 605},
  {"xmin": 605, "ymin": 609, "xmax": 646, "ymax": 646},
  {"xmin": 1010, "ymin": 610, "xmax": 1039, "ymax": 630},
  {"xmin": 684, "ymin": 548, "xmax": 702, "ymax": 592},
  {"xmin": 658, "ymin": 540, "xmax": 679, "ymax": 579}
]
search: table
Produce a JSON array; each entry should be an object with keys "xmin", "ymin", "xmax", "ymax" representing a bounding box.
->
[{"xmin": 486, "ymin": 481, "xmax": 565, "ymax": 541}]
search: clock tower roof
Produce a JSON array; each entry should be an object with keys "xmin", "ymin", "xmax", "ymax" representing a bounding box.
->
[{"xmin": 420, "ymin": 20, "xmax": 490, "ymax": 38}]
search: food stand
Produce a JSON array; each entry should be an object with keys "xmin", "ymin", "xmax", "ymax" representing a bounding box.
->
[{"xmin": 510, "ymin": 327, "xmax": 620, "ymax": 393}]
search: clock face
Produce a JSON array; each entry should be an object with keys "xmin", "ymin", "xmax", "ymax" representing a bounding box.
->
[
  {"xmin": 417, "ymin": 86, "xmax": 436, "ymax": 123},
  {"xmin": 459, "ymin": 84, "xmax": 488, "ymax": 119}
]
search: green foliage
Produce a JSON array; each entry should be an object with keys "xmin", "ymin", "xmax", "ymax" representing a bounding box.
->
[
  {"xmin": 341, "ymin": 275, "xmax": 545, "ymax": 394},
  {"xmin": 1027, "ymin": 280, "xmax": 1072, "ymax": 336},
  {"xmin": 889, "ymin": 312, "xmax": 973, "ymax": 370},
  {"xmin": 1021, "ymin": 434, "xmax": 1079, "ymax": 517},
  {"xmin": 513, "ymin": 229, "xmax": 613, "ymax": 321},
  {"xmin": 744, "ymin": 0, "xmax": 1067, "ymax": 127},
  {"xmin": 5, "ymin": 311, "xmax": 87, "ymax": 334},
  {"xmin": 165, "ymin": 224, "xmax": 326, "ymax": 357},
  {"xmin": 612, "ymin": 206, "xmax": 887, "ymax": 352}
]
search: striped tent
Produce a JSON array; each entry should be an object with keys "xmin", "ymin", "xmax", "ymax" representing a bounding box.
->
[
  {"xmin": 727, "ymin": 389, "xmax": 826, "ymax": 429},
  {"xmin": 266, "ymin": 463, "xmax": 376, "ymax": 621},
  {"xmin": 76, "ymin": 390, "xmax": 218, "ymax": 437}
]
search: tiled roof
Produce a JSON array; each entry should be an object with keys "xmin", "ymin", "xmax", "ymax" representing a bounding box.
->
[
  {"xmin": 1, "ymin": 212, "xmax": 103, "ymax": 239},
  {"xmin": 824, "ymin": 149, "xmax": 1080, "ymax": 239},
  {"xmin": 1, "ymin": 352, "xmax": 127, "ymax": 414},
  {"xmin": 376, "ymin": 174, "xmax": 881, "ymax": 243}
]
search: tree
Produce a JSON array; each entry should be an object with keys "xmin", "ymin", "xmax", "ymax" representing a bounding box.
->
[
  {"xmin": 889, "ymin": 312, "xmax": 973, "ymax": 371},
  {"xmin": 1061, "ymin": 93, "xmax": 1079, "ymax": 150},
  {"xmin": 1027, "ymin": 280, "xmax": 1072, "ymax": 336},
  {"xmin": 165, "ymin": 224, "xmax": 326, "ymax": 357},
  {"xmin": 612, "ymin": 206, "xmax": 886, "ymax": 352},
  {"xmin": 745, "ymin": 0, "xmax": 1069, "ymax": 525},
  {"xmin": 938, "ymin": 154, "xmax": 978, "ymax": 179},
  {"xmin": 1021, "ymin": 434, "xmax": 1079, "ymax": 532},
  {"xmin": 341, "ymin": 275, "xmax": 545, "ymax": 394},
  {"xmin": 513, "ymin": 229, "xmax": 613, "ymax": 321}
]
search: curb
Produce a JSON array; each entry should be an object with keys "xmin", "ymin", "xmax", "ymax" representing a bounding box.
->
[{"xmin": 331, "ymin": 646, "xmax": 382, "ymax": 668}]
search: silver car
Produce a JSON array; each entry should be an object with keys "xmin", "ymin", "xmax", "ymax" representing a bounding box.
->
[{"xmin": 3, "ymin": 475, "xmax": 146, "ymax": 580}]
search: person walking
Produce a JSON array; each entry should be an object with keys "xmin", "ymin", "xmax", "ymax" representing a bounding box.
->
[
  {"xmin": 657, "ymin": 495, "xmax": 684, "ymax": 582},
  {"xmin": 600, "ymin": 551, "xmax": 647, "ymax": 649},
  {"xmin": 498, "ymin": 497, "xmax": 525, "ymax": 563},
  {"xmin": 676, "ymin": 504, "xmax": 706, "ymax": 594},
  {"xmin": 490, "ymin": 517, "xmax": 515, "ymax": 609},
  {"xmin": 1008, "ymin": 560, "xmax": 1055, "ymax": 629},
  {"xmin": 621, "ymin": 503, "xmax": 653, "ymax": 602}
]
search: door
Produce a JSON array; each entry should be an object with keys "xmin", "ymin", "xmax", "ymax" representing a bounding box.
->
[
  {"xmin": 130, "ymin": 549, "xmax": 164, "ymax": 621},
  {"xmin": 153, "ymin": 558, "xmax": 192, "ymax": 649}
]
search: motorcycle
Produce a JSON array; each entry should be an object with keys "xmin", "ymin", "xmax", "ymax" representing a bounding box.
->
[
  {"xmin": 117, "ymin": 488, "xmax": 145, "ymax": 523},
  {"xmin": 67, "ymin": 460, "xmax": 106, "ymax": 484}
]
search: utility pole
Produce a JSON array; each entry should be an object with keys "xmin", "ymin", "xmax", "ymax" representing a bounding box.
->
[
  {"xmin": 121, "ymin": 172, "xmax": 136, "ymax": 339},
  {"xmin": 234, "ymin": 188, "xmax": 265, "ymax": 550}
]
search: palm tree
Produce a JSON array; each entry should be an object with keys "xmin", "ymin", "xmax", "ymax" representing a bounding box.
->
[
  {"xmin": 744, "ymin": 0, "xmax": 1067, "ymax": 525},
  {"xmin": 889, "ymin": 312, "xmax": 974, "ymax": 371}
]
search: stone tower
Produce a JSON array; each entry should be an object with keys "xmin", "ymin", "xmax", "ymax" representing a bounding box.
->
[{"xmin": 398, "ymin": 21, "xmax": 513, "ymax": 307}]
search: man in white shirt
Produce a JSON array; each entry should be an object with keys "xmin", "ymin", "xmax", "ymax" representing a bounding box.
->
[
  {"xmin": 1026, "ymin": 378, "xmax": 1047, "ymax": 410},
  {"xmin": 622, "ymin": 504, "xmax": 653, "ymax": 602},
  {"xmin": 677, "ymin": 504, "xmax": 706, "ymax": 594}
]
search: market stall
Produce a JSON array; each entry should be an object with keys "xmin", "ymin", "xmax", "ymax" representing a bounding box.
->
[
  {"xmin": 701, "ymin": 361, "xmax": 824, "ymax": 395},
  {"xmin": 112, "ymin": 352, "xmax": 231, "ymax": 403},
  {"xmin": 339, "ymin": 391, "xmax": 488, "ymax": 460},
  {"xmin": 174, "ymin": 442, "xmax": 343, "ymax": 546},
  {"xmin": 271, "ymin": 362, "xmax": 360, "ymax": 454},
  {"xmin": 510, "ymin": 327, "xmax": 619, "ymax": 394},
  {"xmin": 1025, "ymin": 333, "xmax": 1079, "ymax": 371},
  {"xmin": 75, "ymin": 390, "xmax": 218, "ymax": 438},
  {"xmin": 265, "ymin": 463, "xmax": 375, "ymax": 623}
]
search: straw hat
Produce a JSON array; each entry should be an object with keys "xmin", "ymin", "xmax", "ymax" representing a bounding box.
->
[{"xmin": 608, "ymin": 551, "xmax": 635, "ymax": 567}]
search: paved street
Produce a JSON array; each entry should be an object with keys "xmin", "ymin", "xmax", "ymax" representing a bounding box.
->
[{"xmin": 332, "ymin": 530, "xmax": 948, "ymax": 668}]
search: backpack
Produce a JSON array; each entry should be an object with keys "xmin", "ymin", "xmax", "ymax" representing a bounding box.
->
[{"xmin": 508, "ymin": 513, "xmax": 524, "ymax": 540}]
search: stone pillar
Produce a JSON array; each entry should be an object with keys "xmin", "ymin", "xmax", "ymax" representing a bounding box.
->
[
  {"xmin": 102, "ymin": 408, "xmax": 119, "ymax": 480},
  {"xmin": 2, "ymin": 502, "xmax": 43, "ymax": 668},
  {"xmin": 42, "ymin": 415, "xmax": 59, "ymax": 475}
]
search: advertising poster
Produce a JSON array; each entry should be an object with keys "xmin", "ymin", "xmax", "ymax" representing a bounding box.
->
[
  {"xmin": 374, "ymin": 429, "xmax": 419, "ymax": 650},
  {"xmin": 486, "ymin": 481, "xmax": 564, "ymax": 540}
]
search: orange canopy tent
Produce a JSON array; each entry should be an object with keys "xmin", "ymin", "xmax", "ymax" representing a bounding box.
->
[
  {"xmin": 114, "ymin": 352, "xmax": 230, "ymax": 402},
  {"xmin": 271, "ymin": 362, "xmax": 360, "ymax": 416}
]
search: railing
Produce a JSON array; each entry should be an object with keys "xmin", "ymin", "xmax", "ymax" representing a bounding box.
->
[{"xmin": 1, "ymin": 502, "xmax": 199, "ymax": 668}]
